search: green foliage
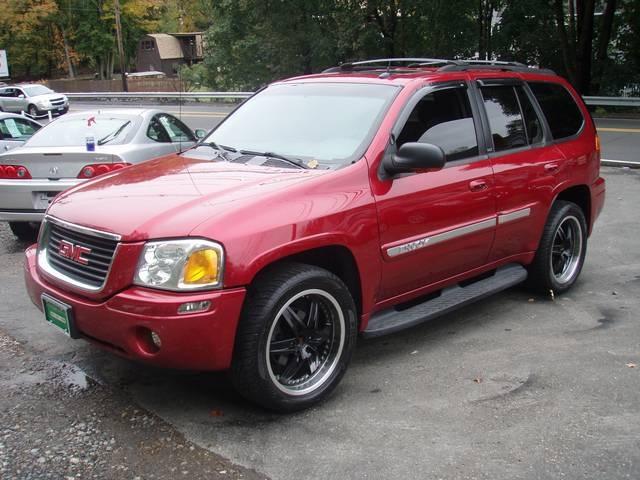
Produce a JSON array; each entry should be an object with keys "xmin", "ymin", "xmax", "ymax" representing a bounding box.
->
[{"xmin": 0, "ymin": 0, "xmax": 637, "ymax": 95}]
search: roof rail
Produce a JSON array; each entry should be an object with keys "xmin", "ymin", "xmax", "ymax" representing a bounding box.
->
[
  {"xmin": 322, "ymin": 58, "xmax": 555, "ymax": 75},
  {"xmin": 322, "ymin": 58, "xmax": 462, "ymax": 73},
  {"xmin": 439, "ymin": 60, "xmax": 556, "ymax": 75}
]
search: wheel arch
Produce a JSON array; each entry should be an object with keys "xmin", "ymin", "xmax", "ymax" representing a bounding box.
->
[
  {"xmin": 246, "ymin": 244, "xmax": 364, "ymax": 319},
  {"xmin": 553, "ymin": 184, "xmax": 592, "ymax": 233}
]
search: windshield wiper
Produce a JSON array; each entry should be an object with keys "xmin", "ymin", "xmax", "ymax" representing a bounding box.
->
[
  {"xmin": 196, "ymin": 141, "xmax": 237, "ymax": 160},
  {"xmin": 237, "ymin": 149, "xmax": 309, "ymax": 169},
  {"xmin": 97, "ymin": 121, "xmax": 131, "ymax": 146}
]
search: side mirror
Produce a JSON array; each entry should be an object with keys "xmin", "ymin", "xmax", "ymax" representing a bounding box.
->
[
  {"xmin": 194, "ymin": 129, "xmax": 207, "ymax": 139},
  {"xmin": 18, "ymin": 94, "xmax": 25, "ymax": 99},
  {"xmin": 382, "ymin": 142, "xmax": 445, "ymax": 178}
]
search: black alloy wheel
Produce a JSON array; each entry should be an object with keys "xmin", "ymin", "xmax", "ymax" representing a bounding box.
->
[{"xmin": 232, "ymin": 263, "xmax": 357, "ymax": 412}]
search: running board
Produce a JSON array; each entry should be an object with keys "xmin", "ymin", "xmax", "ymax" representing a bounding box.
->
[{"xmin": 363, "ymin": 264, "xmax": 527, "ymax": 338}]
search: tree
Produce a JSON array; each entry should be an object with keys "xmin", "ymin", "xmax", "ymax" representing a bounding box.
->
[{"xmin": 553, "ymin": 0, "xmax": 618, "ymax": 94}]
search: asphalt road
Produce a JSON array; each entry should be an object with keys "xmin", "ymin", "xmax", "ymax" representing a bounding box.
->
[
  {"xmin": 61, "ymin": 101, "xmax": 640, "ymax": 165},
  {"xmin": 0, "ymin": 166, "xmax": 639, "ymax": 479}
]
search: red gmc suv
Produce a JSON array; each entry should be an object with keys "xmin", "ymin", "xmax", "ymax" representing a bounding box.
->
[{"xmin": 24, "ymin": 59, "xmax": 605, "ymax": 412}]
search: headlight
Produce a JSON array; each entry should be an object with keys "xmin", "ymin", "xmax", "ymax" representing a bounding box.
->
[
  {"xmin": 38, "ymin": 99, "xmax": 51, "ymax": 107},
  {"xmin": 134, "ymin": 239, "xmax": 224, "ymax": 291}
]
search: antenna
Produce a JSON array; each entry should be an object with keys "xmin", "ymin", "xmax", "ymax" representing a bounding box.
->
[{"xmin": 178, "ymin": 67, "xmax": 183, "ymax": 153}]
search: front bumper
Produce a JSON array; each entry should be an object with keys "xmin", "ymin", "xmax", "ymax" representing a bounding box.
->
[
  {"xmin": 24, "ymin": 245, "xmax": 246, "ymax": 371},
  {"xmin": 0, "ymin": 178, "xmax": 82, "ymax": 222}
]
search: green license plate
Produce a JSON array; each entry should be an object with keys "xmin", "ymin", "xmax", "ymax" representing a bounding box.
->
[{"xmin": 42, "ymin": 294, "xmax": 74, "ymax": 337}]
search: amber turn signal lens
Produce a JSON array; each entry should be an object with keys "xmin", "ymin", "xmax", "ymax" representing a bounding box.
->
[{"xmin": 182, "ymin": 249, "xmax": 219, "ymax": 284}]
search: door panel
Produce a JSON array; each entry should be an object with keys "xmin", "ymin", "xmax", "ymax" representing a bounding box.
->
[{"xmin": 375, "ymin": 160, "xmax": 496, "ymax": 299}]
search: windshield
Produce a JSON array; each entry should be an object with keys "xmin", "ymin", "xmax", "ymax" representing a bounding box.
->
[
  {"xmin": 202, "ymin": 83, "xmax": 399, "ymax": 167},
  {"xmin": 26, "ymin": 115, "xmax": 136, "ymax": 147},
  {"xmin": 23, "ymin": 85, "xmax": 53, "ymax": 97}
]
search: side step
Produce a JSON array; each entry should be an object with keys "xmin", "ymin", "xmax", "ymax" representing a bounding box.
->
[{"xmin": 362, "ymin": 264, "xmax": 527, "ymax": 338}]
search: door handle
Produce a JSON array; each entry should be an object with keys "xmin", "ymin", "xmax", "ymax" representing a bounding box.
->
[
  {"xmin": 544, "ymin": 163, "xmax": 560, "ymax": 174},
  {"xmin": 469, "ymin": 179, "xmax": 488, "ymax": 192}
]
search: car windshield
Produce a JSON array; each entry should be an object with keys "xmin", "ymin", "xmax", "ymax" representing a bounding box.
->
[
  {"xmin": 23, "ymin": 85, "xmax": 53, "ymax": 97},
  {"xmin": 26, "ymin": 115, "xmax": 136, "ymax": 147},
  {"xmin": 202, "ymin": 83, "xmax": 399, "ymax": 167}
]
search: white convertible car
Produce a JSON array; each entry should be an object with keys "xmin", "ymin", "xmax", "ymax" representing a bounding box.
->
[{"xmin": 0, "ymin": 108, "xmax": 205, "ymax": 240}]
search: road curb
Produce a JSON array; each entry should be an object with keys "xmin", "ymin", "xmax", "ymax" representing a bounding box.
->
[{"xmin": 602, "ymin": 158, "xmax": 640, "ymax": 168}]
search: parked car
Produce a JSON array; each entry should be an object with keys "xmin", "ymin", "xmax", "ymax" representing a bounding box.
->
[
  {"xmin": 0, "ymin": 84, "xmax": 69, "ymax": 118},
  {"xmin": 23, "ymin": 59, "xmax": 605, "ymax": 412},
  {"xmin": 0, "ymin": 112, "xmax": 42, "ymax": 152},
  {"xmin": 1, "ymin": 108, "xmax": 205, "ymax": 240}
]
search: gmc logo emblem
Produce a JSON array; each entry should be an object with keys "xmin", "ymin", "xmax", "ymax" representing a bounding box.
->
[{"xmin": 58, "ymin": 240, "xmax": 91, "ymax": 265}]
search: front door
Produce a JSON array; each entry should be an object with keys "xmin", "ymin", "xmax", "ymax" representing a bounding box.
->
[{"xmin": 372, "ymin": 83, "xmax": 497, "ymax": 301}]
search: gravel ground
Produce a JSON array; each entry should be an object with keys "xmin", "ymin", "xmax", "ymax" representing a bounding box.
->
[{"xmin": 0, "ymin": 328, "xmax": 266, "ymax": 480}]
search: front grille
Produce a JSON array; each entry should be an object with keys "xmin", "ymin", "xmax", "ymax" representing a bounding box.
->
[
  {"xmin": 45, "ymin": 221, "xmax": 118, "ymax": 288},
  {"xmin": 50, "ymin": 97, "xmax": 65, "ymax": 106}
]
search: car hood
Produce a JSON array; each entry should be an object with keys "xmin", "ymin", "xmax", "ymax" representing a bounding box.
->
[
  {"xmin": 47, "ymin": 154, "xmax": 329, "ymax": 241},
  {"xmin": 31, "ymin": 93, "xmax": 65, "ymax": 102}
]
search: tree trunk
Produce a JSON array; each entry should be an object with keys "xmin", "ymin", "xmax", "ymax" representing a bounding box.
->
[
  {"xmin": 60, "ymin": 27, "xmax": 75, "ymax": 79},
  {"xmin": 575, "ymin": 0, "xmax": 596, "ymax": 94},
  {"xmin": 592, "ymin": 0, "xmax": 617, "ymax": 94}
]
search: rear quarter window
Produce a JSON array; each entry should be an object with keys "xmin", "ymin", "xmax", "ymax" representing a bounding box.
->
[{"xmin": 528, "ymin": 82, "xmax": 584, "ymax": 140}]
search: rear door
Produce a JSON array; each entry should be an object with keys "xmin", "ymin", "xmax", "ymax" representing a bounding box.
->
[
  {"xmin": 373, "ymin": 82, "xmax": 497, "ymax": 300},
  {"xmin": 474, "ymin": 78, "xmax": 565, "ymax": 261}
]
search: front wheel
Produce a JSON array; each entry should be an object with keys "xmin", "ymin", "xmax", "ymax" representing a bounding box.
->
[
  {"xmin": 527, "ymin": 200, "xmax": 587, "ymax": 294},
  {"xmin": 28, "ymin": 104, "xmax": 38, "ymax": 118},
  {"xmin": 231, "ymin": 263, "xmax": 357, "ymax": 412}
]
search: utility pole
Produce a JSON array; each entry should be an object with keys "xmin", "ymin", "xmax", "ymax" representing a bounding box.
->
[{"xmin": 114, "ymin": 0, "xmax": 128, "ymax": 92}]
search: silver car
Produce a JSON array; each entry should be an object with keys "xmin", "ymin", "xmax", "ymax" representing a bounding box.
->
[
  {"xmin": 0, "ymin": 113, "xmax": 42, "ymax": 152},
  {"xmin": 0, "ymin": 108, "xmax": 205, "ymax": 240},
  {"xmin": 0, "ymin": 84, "xmax": 69, "ymax": 118}
]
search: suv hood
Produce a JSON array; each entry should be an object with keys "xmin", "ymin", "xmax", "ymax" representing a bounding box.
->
[
  {"xmin": 47, "ymin": 155, "xmax": 328, "ymax": 241},
  {"xmin": 31, "ymin": 93, "xmax": 65, "ymax": 102}
]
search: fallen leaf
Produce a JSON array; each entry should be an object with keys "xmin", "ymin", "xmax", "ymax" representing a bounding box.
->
[
  {"xmin": 625, "ymin": 363, "xmax": 636, "ymax": 368},
  {"xmin": 528, "ymin": 298, "xmax": 535, "ymax": 303},
  {"xmin": 473, "ymin": 377, "xmax": 482, "ymax": 384},
  {"xmin": 410, "ymin": 350, "xmax": 418, "ymax": 355},
  {"xmin": 549, "ymin": 289, "xmax": 555, "ymax": 301},
  {"xmin": 209, "ymin": 409, "xmax": 224, "ymax": 417}
]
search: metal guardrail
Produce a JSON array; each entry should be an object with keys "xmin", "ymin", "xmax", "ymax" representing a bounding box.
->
[
  {"xmin": 62, "ymin": 91, "xmax": 640, "ymax": 107},
  {"xmin": 583, "ymin": 96, "xmax": 640, "ymax": 107},
  {"xmin": 63, "ymin": 91, "xmax": 253, "ymax": 99}
]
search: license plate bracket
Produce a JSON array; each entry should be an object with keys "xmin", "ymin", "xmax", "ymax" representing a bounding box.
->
[
  {"xmin": 41, "ymin": 294, "xmax": 80, "ymax": 339},
  {"xmin": 33, "ymin": 192, "xmax": 56, "ymax": 210}
]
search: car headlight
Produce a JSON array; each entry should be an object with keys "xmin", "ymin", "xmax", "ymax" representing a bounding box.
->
[
  {"xmin": 134, "ymin": 239, "xmax": 224, "ymax": 291},
  {"xmin": 38, "ymin": 99, "xmax": 51, "ymax": 107}
]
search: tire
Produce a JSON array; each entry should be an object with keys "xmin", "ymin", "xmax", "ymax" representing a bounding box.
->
[
  {"xmin": 527, "ymin": 200, "xmax": 587, "ymax": 294},
  {"xmin": 231, "ymin": 262, "xmax": 358, "ymax": 412},
  {"xmin": 28, "ymin": 104, "xmax": 38, "ymax": 118},
  {"xmin": 9, "ymin": 221, "xmax": 40, "ymax": 241}
]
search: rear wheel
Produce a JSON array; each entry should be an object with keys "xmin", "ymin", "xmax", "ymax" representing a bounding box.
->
[
  {"xmin": 527, "ymin": 200, "xmax": 587, "ymax": 294},
  {"xmin": 231, "ymin": 263, "xmax": 357, "ymax": 412},
  {"xmin": 9, "ymin": 222, "xmax": 40, "ymax": 241}
]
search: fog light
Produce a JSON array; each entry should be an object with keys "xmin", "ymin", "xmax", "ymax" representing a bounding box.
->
[
  {"xmin": 150, "ymin": 330, "xmax": 162, "ymax": 348},
  {"xmin": 177, "ymin": 300, "xmax": 211, "ymax": 314}
]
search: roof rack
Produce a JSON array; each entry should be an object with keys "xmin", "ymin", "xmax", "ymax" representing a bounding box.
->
[
  {"xmin": 322, "ymin": 58, "xmax": 555, "ymax": 75},
  {"xmin": 322, "ymin": 58, "xmax": 462, "ymax": 73},
  {"xmin": 439, "ymin": 59, "xmax": 556, "ymax": 75}
]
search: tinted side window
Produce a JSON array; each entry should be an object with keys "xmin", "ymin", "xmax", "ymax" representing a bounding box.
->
[
  {"xmin": 147, "ymin": 115, "xmax": 171, "ymax": 143},
  {"xmin": 528, "ymin": 82, "xmax": 584, "ymax": 140},
  {"xmin": 397, "ymin": 87, "xmax": 478, "ymax": 162},
  {"xmin": 480, "ymin": 86, "xmax": 527, "ymax": 152},
  {"xmin": 515, "ymin": 86, "xmax": 544, "ymax": 144},
  {"xmin": 158, "ymin": 114, "xmax": 195, "ymax": 142}
]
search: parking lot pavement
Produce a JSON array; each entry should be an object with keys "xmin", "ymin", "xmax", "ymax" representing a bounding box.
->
[{"xmin": 0, "ymin": 166, "xmax": 639, "ymax": 479}]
